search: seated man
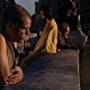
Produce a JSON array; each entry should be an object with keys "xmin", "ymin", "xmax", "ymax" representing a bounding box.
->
[
  {"xmin": 0, "ymin": 4, "xmax": 31, "ymax": 87},
  {"xmin": 57, "ymin": 22, "xmax": 78, "ymax": 51}
]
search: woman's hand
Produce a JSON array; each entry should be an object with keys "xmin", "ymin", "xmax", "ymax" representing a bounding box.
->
[
  {"xmin": 6, "ymin": 66, "xmax": 23, "ymax": 85},
  {"xmin": 56, "ymin": 49, "xmax": 61, "ymax": 53}
]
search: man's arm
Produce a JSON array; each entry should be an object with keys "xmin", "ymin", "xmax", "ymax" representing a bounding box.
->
[{"xmin": 0, "ymin": 34, "xmax": 10, "ymax": 83}]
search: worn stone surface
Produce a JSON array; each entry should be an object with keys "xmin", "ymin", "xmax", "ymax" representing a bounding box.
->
[
  {"xmin": 2, "ymin": 49, "xmax": 80, "ymax": 90},
  {"xmin": 80, "ymin": 44, "xmax": 90, "ymax": 90}
]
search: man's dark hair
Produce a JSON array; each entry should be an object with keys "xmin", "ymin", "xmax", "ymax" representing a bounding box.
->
[
  {"xmin": 60, "ymin": 22, "xmax": 69, "ymax": 34},
  {"xmin": 2, "ymin": 4, "xmax": 31, "ymax": 30}
]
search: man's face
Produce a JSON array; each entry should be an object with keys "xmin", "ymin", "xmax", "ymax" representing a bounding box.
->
[
  {"xmin": 5, "ymin": 17, "xmax": 31, "ymax": 43},
  {"xmin": 64, "ymin": 27, "xmax": 70, "ymax": 39},
  {"xmin": 17, "ymin": 16, "xmax": 31, "ymax": 43}
]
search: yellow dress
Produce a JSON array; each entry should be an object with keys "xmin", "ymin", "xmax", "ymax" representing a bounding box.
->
[{"xmin": 35, "ymin": 19, "xmax": 58, "ymax": 54}]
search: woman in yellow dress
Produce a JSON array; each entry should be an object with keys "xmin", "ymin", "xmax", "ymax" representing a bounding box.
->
[{"xmin": 22, "ymin": 4, "xmax": 58, "ymax": 67}]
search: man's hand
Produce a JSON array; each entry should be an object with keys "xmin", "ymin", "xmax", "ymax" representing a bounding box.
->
[{"xmin": 6, "ymin": 66, "xmax": 23, "ymax": 85}]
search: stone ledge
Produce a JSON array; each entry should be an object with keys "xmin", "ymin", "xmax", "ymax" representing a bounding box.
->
[{"xmin": 2, "ymin": 49, "xmax": 80, "ymax": 90}]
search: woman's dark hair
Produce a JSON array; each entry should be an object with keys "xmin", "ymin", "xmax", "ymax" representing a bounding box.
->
[
  {"xmin": 40, "ymin": 4, "xmax": 54, "ymax": 20},
  {"xmin": 2, "ymin": 4, "xmax": 31, "ymax": 30}
]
